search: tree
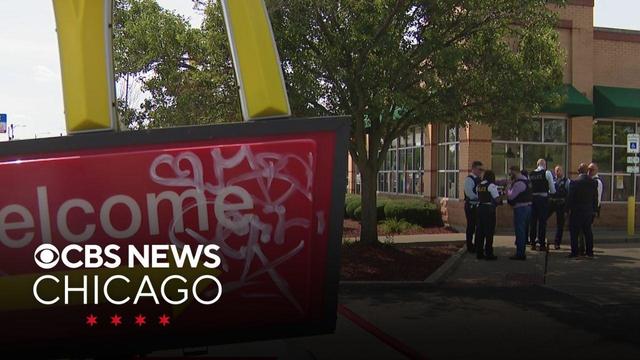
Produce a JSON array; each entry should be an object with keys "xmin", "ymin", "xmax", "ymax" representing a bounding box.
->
[
  {"xmin": 113, "ymin": 0, "xmax": 241, "ymax": 128},
  {"xmin": 266, "ymin": 0, "xmax": 566, "ymax": 244}
]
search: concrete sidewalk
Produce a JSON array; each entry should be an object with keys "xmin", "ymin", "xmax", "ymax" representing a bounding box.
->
[
  {"xmin": 443, "ymin": 236, "xmax": 547, "ymax": 287},
  {"xmin": 545, "ymin": 243, "xmax": 640, "ymax": 305},
  {"xmin": 443, "ymin": 235, "xmax": 640, "ymax": 305}
]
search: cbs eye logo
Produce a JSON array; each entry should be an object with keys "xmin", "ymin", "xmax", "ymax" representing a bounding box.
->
[{"xmin": 34, "ymin": 244, "xmax": 60, "ymax": 270}]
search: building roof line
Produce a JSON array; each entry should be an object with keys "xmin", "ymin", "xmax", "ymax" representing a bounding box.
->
[{"xmin": 594, "ymin": 27, "xmax": 640, "ymax": 43}]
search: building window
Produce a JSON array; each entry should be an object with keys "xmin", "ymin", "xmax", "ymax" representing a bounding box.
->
[
  {"xmin": 492, "ymin": 117, "xmax": 568, "ymax": 180},
  {"xmin": 437, "ymin": 125, "xmax": 459, "ymax": 198},
  {"xmin": 593, "ymin": 119, "xmax": 639, "ymax": 203},
  {"xmin": 379, "ymin": 126, "xmax": 425, "ymax": 195}
]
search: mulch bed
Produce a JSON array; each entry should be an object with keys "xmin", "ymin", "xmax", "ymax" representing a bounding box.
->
[
  {"xmin": 340, "ymin": 242, "xmax": 462, "ymax": 281},
  {"xmin": 342, "ymin": 219, "xmax": 457, "ymax": 238}
]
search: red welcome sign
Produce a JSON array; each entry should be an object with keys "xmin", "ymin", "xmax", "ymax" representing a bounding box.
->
[{"xmin": 0, "ymin": 118, "xmax": 348, "ymax": 357}]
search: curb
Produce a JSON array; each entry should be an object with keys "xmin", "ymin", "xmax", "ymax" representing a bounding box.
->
[
  {"xmin": 424, "ymin": 245, "xmax": 467, "ymax": 285},
  {"xmin": 339, "ymin": 281, "xmax": 437, "ymax": 291}
]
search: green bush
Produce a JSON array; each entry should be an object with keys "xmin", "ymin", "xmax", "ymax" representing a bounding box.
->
[
  {"xmin": 346, "ymin": 196, "xmax": 386, "ymax": 221},
  {"xmin": 380, "ymin": 218, "xmax": 418, "ymax": 235},
  {"xmin": 353, "ymin": 206, "xmax": 362, "ymax": 221},
  {"xmin": 344, "ymin": 195, "xmax": 441, "ymax": 228},
  {"xmin": 345, "ymin": 194, "xmax": 361, "ymax": 219},
  {"xmin": 383, "ymin": 200, "xmax": 443, "ymax": 227}
]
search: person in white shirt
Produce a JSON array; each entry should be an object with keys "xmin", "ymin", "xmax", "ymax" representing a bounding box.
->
[
  {"xmin": 588, "ymin": 162, "xmax": 603, "ymax": 213},
  {"xmin": 548, "ymin": 165, "xmax": 570, "ymax": 250},
  {"xmin": 475, "ymin": 170, "xmax": 502, "ymax": 260},
  {"xmin": 463, "ymin": 161, "xmax": 484, "ymax": 253},
  {"xmin": 528, "ymin": 159, "xmax": 556, "ymax": 251}
]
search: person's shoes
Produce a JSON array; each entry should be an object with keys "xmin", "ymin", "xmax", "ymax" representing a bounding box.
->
[
  {"xmin": 539, "ymin": 245, "xmax": 548, "ymax": 252},
  {"xmin": 485, "ymin": 255, "xmax": 498, "ymax": 261},
  {"xmin": 509, "ymin": 255, "xmax": 526, "ymax": 261},
  {"xmin": 567, "ymin": 254, "xmax": 578, "ymax": 258},
  {"xmin": 530, "ymin": 244, "xmax": 537, "ymax": 251},
  {"xmin": 586, "ymin": 253, "xmax": 595, "ymax": 258},
  {"xmin": 554, "ymin": 244, "xmax": 561, "ymax": 250}
]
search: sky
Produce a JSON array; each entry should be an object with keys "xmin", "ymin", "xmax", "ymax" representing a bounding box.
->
[{"xmin": 0, "ymin": 0, "xmax": 638, "ymax": 141}]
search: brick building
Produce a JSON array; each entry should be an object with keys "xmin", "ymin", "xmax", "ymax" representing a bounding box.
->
[{"xmin": 347, "ymin": 0, "xmax": 640, "ymax": 230}]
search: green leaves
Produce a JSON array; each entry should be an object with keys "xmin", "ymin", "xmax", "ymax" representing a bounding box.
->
[
  {"xmin": 268, "ymin": 0, "xmax": 565, "ymax": 164},
  {"xmin": 113, "ymin": 0, "xmax": 241, "ymax": 129}
]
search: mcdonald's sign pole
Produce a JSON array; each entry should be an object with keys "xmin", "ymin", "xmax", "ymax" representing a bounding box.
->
[
  {"xmin": 53, "ymin": 0, "xmax": 117, "ymax": 133},
  {"xmin": 221, "ymin": 0, "xmax": 291, "ymax": 121}
]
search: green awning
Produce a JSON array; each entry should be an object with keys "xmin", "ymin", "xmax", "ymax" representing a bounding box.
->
[
  {"xmin": 543, "ymin": 84, "xmax": 594, "ymax": 116},
  {"xmin": 594, "ymin": 86, "xmax": 640, "ymax": 118}
]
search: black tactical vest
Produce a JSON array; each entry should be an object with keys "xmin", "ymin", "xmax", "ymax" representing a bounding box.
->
[
  {"xmin": 508, "ymin": 179, "xmax": 533, "ymax": 205},
  {"xmin": 529, "ymin": 169, "xmax": 549, "ymax": 193},
  {"xmin": 552, "ymin": 177, "xmax": 569, "ymax": 199},
  {"xmin": 477, "ymin": 181, "xmax": 495, "ymax": 205}
]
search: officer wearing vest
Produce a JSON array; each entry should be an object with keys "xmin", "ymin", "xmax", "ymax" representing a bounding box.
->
[
  {"xmin": 507, "ymin": 166, "xmax": 533, "ymax": 260},
  {"xmin": 548, "ymin": 165, "xmax": 570, "ymax": 250},
  {"xmin": 579, "ymin": 162, "xmax": 604, "ymax": 255},
  {"xmin": 464, "ymin": 161, "xmax": 484, "ymax": 253},
  {"xmin": 588, "ymin": 162, "xmax": 604, "ymax": 217},
  {"xmin": 528, "ymin": 159, "xmax": 556, "ymax": 251},
  {"xmin": 567, "ymin": 163, "xmax": 598, "ymax": 258},
  {"xmin": 475, "ymin": 170, "xmax": 501, "ymax": 260}
]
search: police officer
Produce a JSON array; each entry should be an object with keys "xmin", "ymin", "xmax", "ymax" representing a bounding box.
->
[
  {"xmin": 567, "ymin": 163, "xmax": 598, "ymax": 258},
  {"xmin": 507, "ymin": 166, "xmax": 533, "ymax": 260},
  {"xmin": 579, "ymin": 162, "xmax": 604, "ymax": 255},
  {"xmin": 588, "ymin": 162, "xmax": 604, "ymax": 216},
  {"xmin": 528, "ymin": 159, "xmax": 556, "ymax": 251},
  {"xmin": 464, "ymin": 161, "xmax": 483, "ymax": 253},
  {"xmin": 548, "ymin": 165, "xmax": 570, "ymax": 250},
  {"xmin": 475, "ymin": 170, "xmax": 501, "ymax": 260}
]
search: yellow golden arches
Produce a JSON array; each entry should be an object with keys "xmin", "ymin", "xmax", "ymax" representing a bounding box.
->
[
  {"xmin": 53, "ymin": 0, "xmax": 117, "ymax": 133},
  {"xmin": 53, "ymin": 0, "xmax": 291, "ymax": 134},
  {"xmin": 221, "ymin": 0, "xmax": 291, "ymax": 121}
]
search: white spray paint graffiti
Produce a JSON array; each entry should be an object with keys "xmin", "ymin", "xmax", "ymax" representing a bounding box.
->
[{"xmin": 150, "ymin": 145, "xmax": 317, "ymax": 313}]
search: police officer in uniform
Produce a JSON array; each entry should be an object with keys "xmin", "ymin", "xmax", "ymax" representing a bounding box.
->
[
  {"xmin": 528, "ymin": 159, "xmax": 556, "ymax": 251},
  {"xmin": 507, "ymin": 166, "xmax": 533, "ymax": 260},
  {"xmin": 567, "ymin": 163, "xmax": 598, "ymax": 258},
  {"xmin": 475, "ymin": 170, "xmax": 501, "ymax": 260},
  {"xmin": 464, "ymin": 161, "xmax": 484, "ymax": 253},
  {"xmin": 548, "ymin": 165, "xmax": 570, "ymax": 250}
]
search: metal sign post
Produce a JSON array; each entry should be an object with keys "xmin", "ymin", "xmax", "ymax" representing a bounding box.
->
[{"xmin": 626, "ymin": 134, "xmax": 639, "ymax": 235}]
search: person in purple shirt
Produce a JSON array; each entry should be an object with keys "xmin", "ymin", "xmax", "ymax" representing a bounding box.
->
[{"xmin": 507, "ymin": 166, "xmax": 533, "ymax": 260}]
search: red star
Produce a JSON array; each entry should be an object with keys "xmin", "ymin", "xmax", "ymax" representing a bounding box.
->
[
  {"xmin": 134, "ymin": 314, "xmax": 146, "ymax": 327},
  {"xmin": 110, "ymin": 314, "xmax": 122, "ymax": 327},
  {"xmin": 86, "ymin": 314, "xmax": 98, "ymax": 327},
  {"xmin": 158, "ymin": 314, "xmax": 171, "ymax": 327}
]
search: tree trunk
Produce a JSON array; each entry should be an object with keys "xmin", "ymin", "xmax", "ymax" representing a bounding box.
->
[{"xmin": 359, "ymin": 162, "xmax": 379, "ymax": 245}]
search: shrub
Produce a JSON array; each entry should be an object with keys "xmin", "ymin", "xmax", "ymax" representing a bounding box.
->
[
  {"xmin": 345, "ymin": 194, "xmax": 386, "ymax": 221},
  {"xmin": 353, "ymin": 205, "xmax": 362, "ymax": 221},
  {"xmin": 384, "ymin": 200, "xmax": 443, "ymax": 227},
  {"xmin": 344, "ymin": 195, "xmax": 443, "ymax": 228},
  {"xmin": 345, "ymin": 194, "xmax": 361, "ymax": 219},
  {"xmin": 380, "ymin": 218, "xmax": 418, "ymax": 235}
]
